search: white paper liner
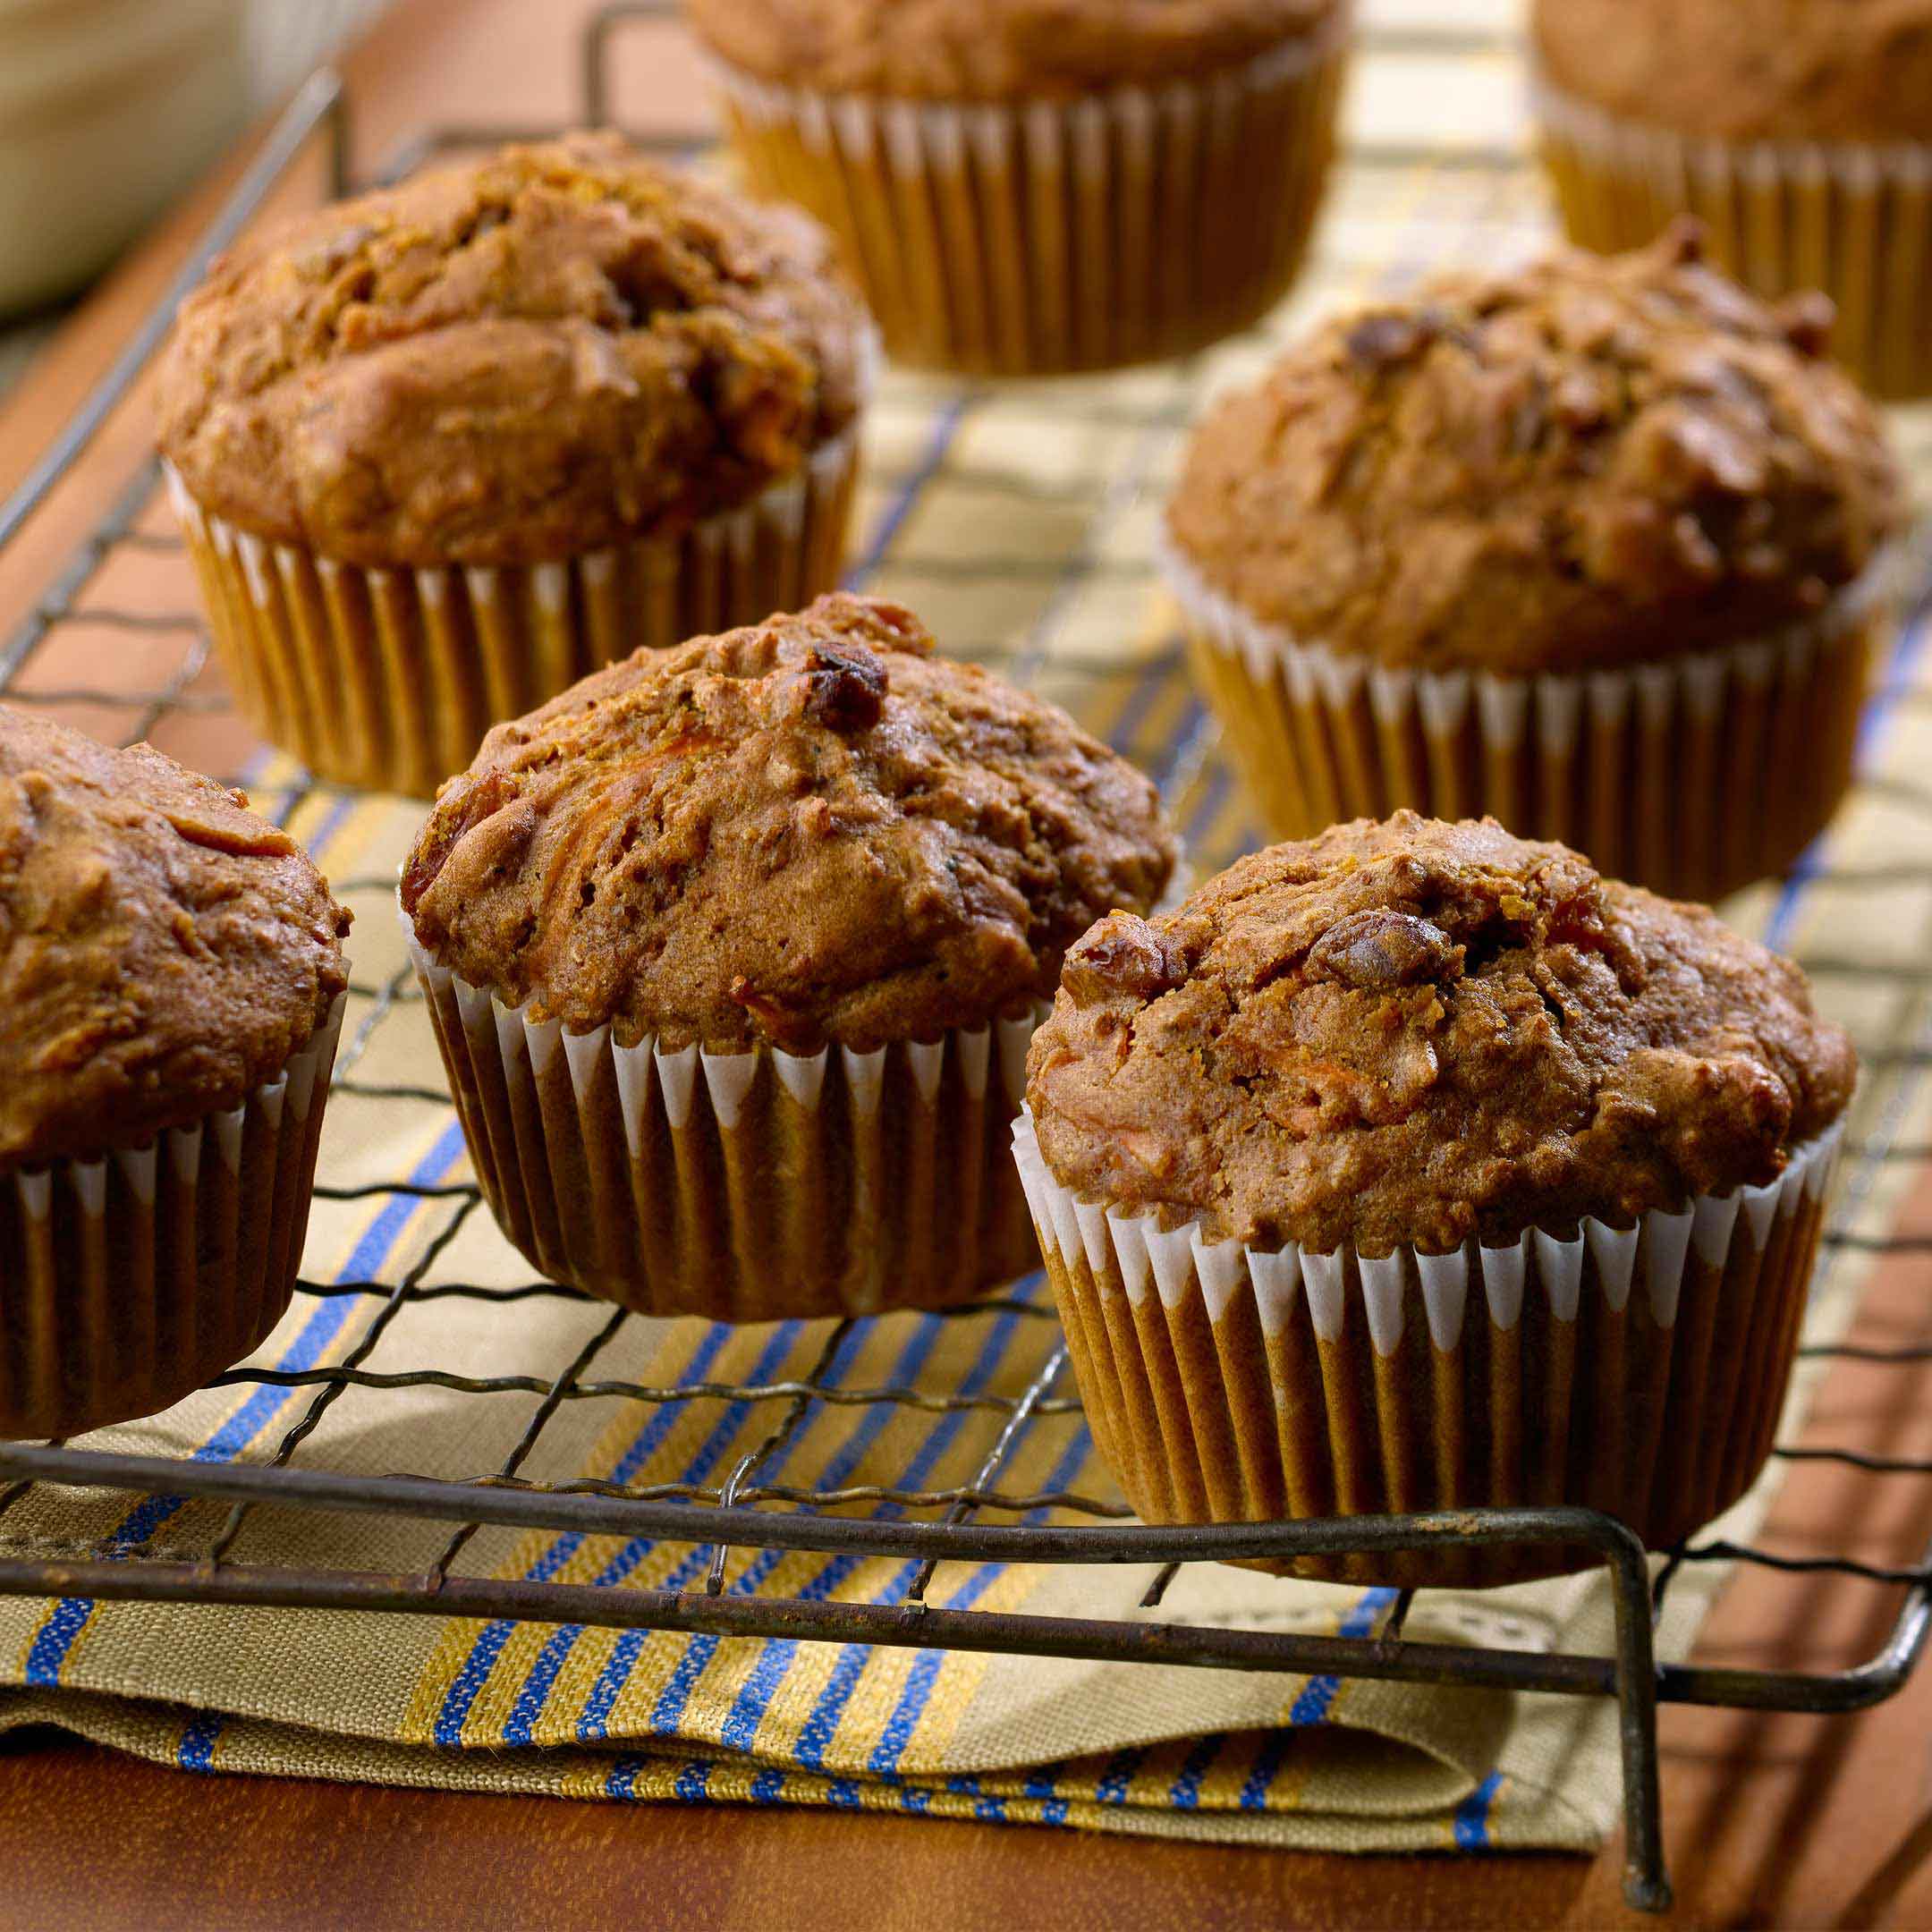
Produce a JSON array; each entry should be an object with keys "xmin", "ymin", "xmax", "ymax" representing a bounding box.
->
[
  {"xmin": 704, "ymin": 14, "xmax": 1350, "ymax": 374},
  {"xmin": 0, "ymin": 995, "xmax": 343, "ymax": 1439},
  {"xmin": 1532, "ymin": 69, "xmax": 1932, "ymax": 398},
  {"xmin": 166, "ymin": 417, "xmax": 865, "ymax": 798},
  {"xmin": 1159, "ymin": 521, "xmax": 1892, "ymax": 902},
  {"xmin": 402, "ymin": 913, "xmax": 1046, "ymax": 1320},
  {"xmin": 1013, "ymin": 1105, "xmax": 1843, "ymax": 1585}
]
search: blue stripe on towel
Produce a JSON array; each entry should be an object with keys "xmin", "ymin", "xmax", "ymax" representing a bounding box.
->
[
  {"xmin": 1285, "ymin": 1588, "xmax": 1400, "ymax": 1728},
  {"xmin": 1453, "ymin": 1770, "xmax": 1504, "ymax": 1850}
]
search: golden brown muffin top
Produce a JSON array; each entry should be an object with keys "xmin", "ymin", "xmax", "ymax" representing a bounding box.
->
[
  {"xmin": 1534, "ymin": 0, "xmax": 1932, "ymax": 144},
  {"xmin": 685, "ymin": 0, "xmax": 1342, "ymax": 99},
  {"xmin": 1028, "ymin": 812, "xmax": 1855, "ymax": 1256},
  {"xmin": 1166, "ymin": 225, "xmax": 1904, "ymax": 674},
  {"xmin": 155, "ymin": 132, "xmax": 869, "ymax": 568},
  {"xmin": 0, "ymin": 709, "xmax": 352, "ymax": 1173},
  {"xmin": 402, "ymin": 596, "xmax": 1177, "ymax": 1053}
]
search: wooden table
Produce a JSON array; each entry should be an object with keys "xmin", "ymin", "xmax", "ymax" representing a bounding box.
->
[{"xmin": 4, "ymin": 3, "xmax": 1932, "ymax": 1925}]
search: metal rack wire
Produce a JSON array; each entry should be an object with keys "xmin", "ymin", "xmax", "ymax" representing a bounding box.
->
[{"xmin": 0, "ymin": 8, "xmax": 1930, "ymax": 1914}]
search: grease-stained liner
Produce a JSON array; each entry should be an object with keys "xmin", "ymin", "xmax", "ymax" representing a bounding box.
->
[
  {"xmin": 1535, "ymin": 72, "xmax": 1932, "ymax": 401},
  {"xmin": 167, "ymin": 423, "xmax": 862, "ymax": 800},
  {"xmin": 404, "ymin": 914, "xmax": 1046, "ymax": 1322},
  {"xmin": 0, "ymin": 997, "xmax": 343, "ymax": 1440},
  {"xmin": 705, "ymin": 17, "xmax": 1349, "ymax": 376},
  {"xmin": 1014, "ymin": 1108, "xmax": 1841, "ymax": 1588},
  {"xmin": 1163, "ymin": 526, "xmax": 1892, "ymax": 905}
]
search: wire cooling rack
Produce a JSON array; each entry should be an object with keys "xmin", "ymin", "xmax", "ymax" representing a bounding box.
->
[{"xmin": 2, "ymin": 6, "xmax": 1932, "ymax": 1911}]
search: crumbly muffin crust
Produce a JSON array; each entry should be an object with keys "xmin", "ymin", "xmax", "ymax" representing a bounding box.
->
[
  {"xmin": 1166, "ymin": 225, "xmax": 1904, "ymax": 674},
  {"xmin": 1534, "ymin": 0, "xmax": 1932, "ymax": 145},
  {"xmin": 156, "ymin": 132, "xmax": 868, "ymax": 568},
  {"xmin": 0, "ymin": 709, "xmax": 352, "ymax": 1172},
  {"xmin": 1027, "ymin": 812, "xmax": 1854, "ymax": 1255},
  {"xmin": 402, "ymin": 595, "xmax": 1176, "ymax": 1053},
  {"xmin": 685, "ymin": 0, "xmax": 1342, "ymax": 100}
]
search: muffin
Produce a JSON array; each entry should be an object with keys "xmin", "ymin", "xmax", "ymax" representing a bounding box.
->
[
  {"xmin": 157, "ymin": 131, "xmax": 872, "ymax": 798},
  {"xmin": 400, "ymin": 594, "xmax": 1175, "ymax": 1320},
  {"xmin": 686, "ymin": 0, "xmax": 1350, "ymax": 375},
  {"xmin": 1164, "ymin": 225, "xmax": 1905, "ymax": 904},
  {"xmin": 1016, "ymin": 813, "xmax": 1853, "ymax": 1587},
  {"xmin": 1533, "ymin": 0, "xmax": 1932, "ymax": 399},
  {"xmin": 0, "ymin": 710, "xmax": 350, "ymax": 1438}
]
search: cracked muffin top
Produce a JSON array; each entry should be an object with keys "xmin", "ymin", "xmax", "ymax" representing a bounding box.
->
[
  {"xmin": 684, "ymin": 0, "xmax": 1343, "ymax": 100},
  {"xmin": 401, "ymin": 595, "xmax": 1176, "ymax": 1054},
  {"xmin": 156, "ymin": 131, "xmax": 869, "ymax": 568},
  {"xmin": 1534, "ymin": 0, "xmax": 1932, "ymax": 145},
  {"xmin": 1026, "ymin": 811, "xmax": 1854, "ymax": 1255},
  {"xmin": 1166, "ymin": 225, "xmax": 1904, "ymax": 674},
  {"xmin": 0, "ymin": 709, "xmax": 351, "ymax": 1171}
]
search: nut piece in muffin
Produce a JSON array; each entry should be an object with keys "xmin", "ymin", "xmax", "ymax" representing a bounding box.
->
[
  {"xmin": 0, "ymin": 708, "xmax": 351, "ymax": 1436},
  {"xmin": 1530, "ymin": 0, "xmax": 1932, "ymax": 395},
  {"xmin": 1019, "ymin": 812, "xmax": 1854, "ymax": 1583},
  {"xmin": 157, "ymin": 131, "xmax": 873, "ymax": 794},
  {"xmin": 1165, "ymin": 224, "xmax": 1905, "ymax": 901},
  {"xmin": 687, "ymin": 0, "xmax": 1350, "ymax": 374},
  {"xmin": 402, "ymin": 593, "xmax": 1176, "ymax": 1319}
]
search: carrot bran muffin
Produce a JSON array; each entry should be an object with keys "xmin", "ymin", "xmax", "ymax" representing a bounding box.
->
[
  {"xmin": 401, "ymin": 594, "xmax": 1176, "ymax": 1320},
  {"xmin": 1165, "ymin": 225, "xmax": 1905, "ymax": 904},
  {"xmin": 684, "ymin": 0, "xmax": 1351, "ymax": 374},
  {"xmin": 1017, "ymin": 812, "xmax": 1854, "ymax": 1586},
  {"xmin": 156, "ymin": 131, "xmax": 872, "ymax": 797},
  {"xmin": 0, "ymin": 709, "xmax": 350, "ymax": 1437},
  {"xmin": 1532, "ymin": 0, "xmax": 1932, "ymax": 397}
]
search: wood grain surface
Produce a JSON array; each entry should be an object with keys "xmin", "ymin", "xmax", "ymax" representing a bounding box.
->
[{"xmin": 2, "ymin": 4, "xmax": 1931, "ymax": 1928}]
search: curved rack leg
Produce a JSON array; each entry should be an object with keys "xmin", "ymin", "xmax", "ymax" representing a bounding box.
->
[{"xmin": 1605, "ymin": 1533, "xmax": 1673, "ymax": 1913}]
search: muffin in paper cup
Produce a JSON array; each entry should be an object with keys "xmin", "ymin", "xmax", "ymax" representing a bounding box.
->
[
  {"xmin": 0, "ymin": 715, "xmax": 350, "ymax": 1439},
  {"xmin": 688, "ymin": 0, "xmax": 1350, "ymax": 375},
  {"xmin": 1165, "ymin": 523, "xmax": 1893, "ymax": 907},
  {"xmin": 1020, "ymin": 816, "xmax": 1856, "ymax": 1588},
  {"xmin": 155, "ymin": 132, "xmax": 872, "ymax": 799},
  {"xmin": 1164, "ymin": 226, "xmax": 1906, "ymax": 903},
  {"xmin": 165, "ymin": 428, "xmax": 861, "ymax": 801},
  {"xmin": 399, "ymin": 595, "xmax": 1175, "ymax": 1321},
  {"xmin": 1530, "ymin": 0, "xmax": 1932, "ymax": 398}
]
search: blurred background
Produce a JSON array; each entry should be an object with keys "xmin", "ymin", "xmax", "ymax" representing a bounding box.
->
[
  {"xmin": 0, "ymin": 0, "xmax": 1523, "ymax": 327},
  {"xmin": 0, "ymin": 0, "xmax": 384, "ymax": 347}
]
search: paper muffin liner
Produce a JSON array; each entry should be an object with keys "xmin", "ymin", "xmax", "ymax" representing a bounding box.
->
[
  {"xmin": 166, "ymin": 424, "xmax": 862, "ymax": 799},
  {"xmin": 402, "ymin": 915, "xmax": 1046, "ymax": 1322},
  {"xmin": 1534, "ymin": 72, "xmax": 1932, "ymax": 399},
  {"xmin": 0, "ymin": 997, "xmax": 343, "ymax": 1441},
  {"xmin": 1163, "ymin": 527, "xmax": 1891, "ymax": 904},
  {"xmin": 1014, "ymin": 1108, "xmax": 1842, "ymax": 1588},
  {"xmin": 705, "ymin": 18, "xmax": 1349, "ymax": 376}
]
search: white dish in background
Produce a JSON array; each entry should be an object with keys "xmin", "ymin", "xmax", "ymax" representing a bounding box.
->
[{"xmin": 0, "ymin": 0, "xmax": 247, "ymax": 316}]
